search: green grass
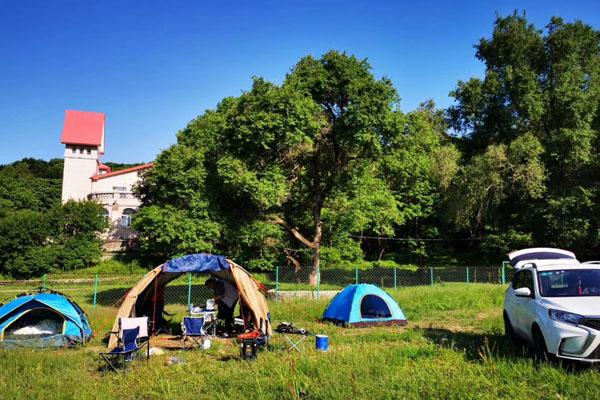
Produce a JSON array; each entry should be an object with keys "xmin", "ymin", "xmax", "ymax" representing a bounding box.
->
[{"xmin": 1, "ymin": 284, "xmax": 599, "ymax": 399}]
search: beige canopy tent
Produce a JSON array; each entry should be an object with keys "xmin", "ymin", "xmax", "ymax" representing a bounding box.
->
[{"xmin": 108, "ymin": 254, "xmax": 271, "ymax": 350}]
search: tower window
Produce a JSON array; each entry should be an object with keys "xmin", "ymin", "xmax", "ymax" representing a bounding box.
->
[{"xmin": 86, "ymin": 148, "xmax": 91, "ymax": 155}]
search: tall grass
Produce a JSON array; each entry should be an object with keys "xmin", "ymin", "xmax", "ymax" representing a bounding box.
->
[{"xmin": 1, "ymin": 284, "xmax": 599, "ymax": 399}]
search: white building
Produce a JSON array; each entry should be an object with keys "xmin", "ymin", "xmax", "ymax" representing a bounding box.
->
[{"xmin": 60, "ymin": 110, "xmax": 153, "ymax": 239}]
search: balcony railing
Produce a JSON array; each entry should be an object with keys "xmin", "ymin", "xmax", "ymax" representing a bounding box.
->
[{"xmin": 88, "ymin": 192, "xmax": 137, "ymax": 201}]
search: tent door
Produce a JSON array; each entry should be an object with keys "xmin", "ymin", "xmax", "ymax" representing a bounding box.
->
[
  {"xmin": 360, "ymin": 295, "xmax": 392, "ymax": 319},
  {"xmin": 2, "ymin": 307, "xmax": 66, "ymax": 340}
]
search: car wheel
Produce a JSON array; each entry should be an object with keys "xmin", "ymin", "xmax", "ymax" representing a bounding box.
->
[
  {"xmin": 503, "ymin": 312, "xmax": 518, "ymax": 343},
  {"xmin": 531, "ymin": 324, "xmax": 548, "ymax": 359}
]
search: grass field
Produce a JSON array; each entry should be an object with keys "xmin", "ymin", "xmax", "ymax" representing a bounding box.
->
[{"xmin": 1, "ymin": 283, "xmax": 599, "ymax": 399}]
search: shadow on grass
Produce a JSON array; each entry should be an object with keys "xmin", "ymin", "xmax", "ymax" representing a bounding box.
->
[{"xmin": 421, "ymin": 327, "xmax": 595, "ymax": 373}]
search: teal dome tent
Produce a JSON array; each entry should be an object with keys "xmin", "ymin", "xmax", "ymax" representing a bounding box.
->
[
  {"xmin": 0, "ymin": 291, "xmax": 92, "ymax": 348},
  {"xmin": 323, "ymin": 284, "xmax": 407, "ymax": 327}
]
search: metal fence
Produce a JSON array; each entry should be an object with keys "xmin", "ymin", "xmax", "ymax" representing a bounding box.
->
[{"xmin": 0, "ymin": 264, "xmax": 512, "ymax": 309}]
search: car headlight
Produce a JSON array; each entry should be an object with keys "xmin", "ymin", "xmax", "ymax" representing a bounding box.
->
[{"xmin": 548, "ymin": 309, "xmax": 584, "ymax": 326}]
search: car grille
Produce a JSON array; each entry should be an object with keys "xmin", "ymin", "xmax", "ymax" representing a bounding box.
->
[{"xmin": 581, "ymin": 318, "xmax": 600, "ymax": 331}]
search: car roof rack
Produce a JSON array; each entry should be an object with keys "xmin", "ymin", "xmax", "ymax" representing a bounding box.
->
[{"xmin": 582, "ymin": 261, "xmax": 600, "ymax": 265}]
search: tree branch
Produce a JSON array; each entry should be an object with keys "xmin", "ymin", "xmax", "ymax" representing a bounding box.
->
[{"xmin": 271, "ymin": 216, "xmax": 316, "ymax": 249}]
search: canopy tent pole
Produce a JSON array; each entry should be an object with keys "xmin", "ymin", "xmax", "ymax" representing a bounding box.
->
[{"xmin": 152, "ymin": 276, "xmax": 158, "ymax": 335}]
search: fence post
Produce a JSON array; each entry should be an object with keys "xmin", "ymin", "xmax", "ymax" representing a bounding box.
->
[
  {"xmin": 466, "ymin": 267, "xmax": 470, "ymax": 284},
  {"xmin": 501, "ymin": 261, "xmax": 507, "ymax": 285},
  {"xmin": 93, "ymin": 272, "xmax": 99, "ymax": 308},
  {"xmin": 474, "ymin": 267, "xmax": 477, "ymax": 283},
  {"xmin": 429, "ymin": 267, "xmax": 434, "ymax": 286},
  {"xmin": 316, "ymin": 266, "xmax": 320, "ymax": 300},
  {"xmin": 42, "ymin": 274, "xmax": 46, "ymax": 289},
  {"xmin": 355, "ymin": 266, "xmax": 359, "ymax": 284},
  {"xmin": 394, "ymin": 267, "xmax": 397, "ymax": 292},
  {"xmin": 187, "ymin": 273, "xmax": 192, "ymax": 306},
  {"xmin": 275, "ymin": 266, "xmax": 279, "ymax": 304}
]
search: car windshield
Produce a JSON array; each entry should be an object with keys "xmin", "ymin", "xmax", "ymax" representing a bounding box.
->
[{"xmin": 538, "ymin": 269, "xmax": 600, "ymax": 297}]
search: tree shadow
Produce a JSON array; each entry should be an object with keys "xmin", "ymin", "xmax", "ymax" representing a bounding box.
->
[{"xmin": 420, "ymin": 327, "xmax": 595, "ymax": 373}]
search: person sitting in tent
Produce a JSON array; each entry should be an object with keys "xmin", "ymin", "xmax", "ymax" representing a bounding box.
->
[{"xmin": 205, "ymin": 278, "xmax": 239, "ymax": 334}]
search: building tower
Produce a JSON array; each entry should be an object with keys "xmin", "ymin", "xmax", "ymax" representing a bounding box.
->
[{"xmin": 60, "ymin": 110, "xmax": 105, "ymax": 203}]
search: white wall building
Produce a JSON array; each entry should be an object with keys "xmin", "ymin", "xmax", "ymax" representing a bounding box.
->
[{"xmin": 60, "ymin": 110, "xmax": 153, "ymax": 239}]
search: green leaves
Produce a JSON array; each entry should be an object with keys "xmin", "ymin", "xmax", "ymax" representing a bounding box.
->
[
  {"xmin": 447, "ymin": 12, "xmax": 599, "ymax": 259},
  {"xmin": 0, "ymin": 201, "xmax": 106, "ymax": 278}
]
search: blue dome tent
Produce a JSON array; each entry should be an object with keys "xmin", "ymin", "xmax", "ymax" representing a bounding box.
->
[
  {"xmin": 0, "ymin": 291, "xmax": 92, "ymax": 348},
  {"xmin": 323, "ymin": 284, "xmax": 407, "ymax": 327}
]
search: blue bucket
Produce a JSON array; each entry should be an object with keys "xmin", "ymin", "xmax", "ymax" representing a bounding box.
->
[{"xmin": 315, "ymin": 334, "xmax": 329, "ymax": 351}]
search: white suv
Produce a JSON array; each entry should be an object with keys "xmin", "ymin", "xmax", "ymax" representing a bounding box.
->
[{"xmin": 503, "ymin": 248, "xmax": 600, "ymax": 363}]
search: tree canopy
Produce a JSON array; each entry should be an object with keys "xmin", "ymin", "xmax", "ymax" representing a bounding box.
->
[
  {"xmin": 135, "ymin": 51, "xmax": 458, "ymax": 280},
  {"xmin": 447, "ymin": 12, "xmax": 600, "ymax": 260}
]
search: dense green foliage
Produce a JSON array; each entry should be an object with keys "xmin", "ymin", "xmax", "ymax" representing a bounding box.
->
[
  {"xmin": 135, "ymin": 13, "xmax": 599, "ymax": 274},
  {"xmin": 447, "ymin": 13, "xmax": 600, "ymax": 260},
  {"xmin": 0, "ymin": 159, "xmax": 108, "ymax": 278},
  {"xmin": 2, "ymin": 284, "xmax": 600, "ymax": 399},
  {"xmin": 134, "ymin": 53, "xmax": 457, "ymax": 278}
]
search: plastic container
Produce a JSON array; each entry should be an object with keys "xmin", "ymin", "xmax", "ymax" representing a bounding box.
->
[
  {"xmin": 315, "ymin": 334, "xmax": 329, "ymax": 351},
  {"xmin": 206, "ymin": 299, "xmax": 215, "ymax": 310}
]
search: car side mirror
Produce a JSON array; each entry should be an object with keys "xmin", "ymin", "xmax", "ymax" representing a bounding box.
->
[{"xmin": 514, "ymin": 287, "xmax": 532, "ymax": 298}]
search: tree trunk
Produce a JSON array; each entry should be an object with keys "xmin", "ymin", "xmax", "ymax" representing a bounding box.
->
[
  {"xmin": 309, "ymin": 222, "xmax": 322, "ymax": 286},
  {"xmin": 272, "ymin": 215, "xmax": 322, "ymax": 286}
]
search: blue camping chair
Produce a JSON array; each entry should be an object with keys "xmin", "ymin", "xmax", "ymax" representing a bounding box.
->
[
  {"xmin": 100, "ymin": 326, "xmax": 148, "ymax": 371},
  {"xmin": 181, "ymin": 316, "xmax": 205, "ymax": 349}
]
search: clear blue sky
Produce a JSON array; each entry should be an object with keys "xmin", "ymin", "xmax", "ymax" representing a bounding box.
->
[{"xmin": 1, "ymin": 1, "xmax": 598, "ymax": 164}]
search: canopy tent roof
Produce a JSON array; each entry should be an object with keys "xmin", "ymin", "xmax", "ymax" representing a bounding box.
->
[
  {"xmin": 108, "ymin": 254, "xmax": 271, "ymax": 350},
  {"xmin": 0, "ymin": 291, "xmax": 92, "ymax": 348},
  {"xmin": 323, "ymin": 284, "xmax": 407, "ymax": 327}
]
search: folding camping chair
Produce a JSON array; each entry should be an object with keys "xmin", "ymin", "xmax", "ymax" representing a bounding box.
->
[
  {"xmin": 181, "ymin": 316, "xmax": 205, "ymax": 349},
  {"xmin": 119, "ymin": 317, "xmax": 150, "ymax": 358},
  {"xmin": 100, "ymin": 327, "xmax": 144, "ymax": 372}
]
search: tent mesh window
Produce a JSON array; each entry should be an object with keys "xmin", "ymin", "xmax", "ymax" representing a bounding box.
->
[
  {"xmin": 360, "ymin": 295, "xmax": 392, "ymax": 319},
  {"xmin": 3, "ymin": 308, "xmax": 65, "ymax": 340}
]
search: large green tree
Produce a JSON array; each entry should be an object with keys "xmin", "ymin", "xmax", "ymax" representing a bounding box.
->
[
  {"xmin": 135, "ymin": 51, "xmax": 457, "ymax": 280},
  {"xmin": 447, "ymin": 12, "xmax": 600, "ymax": 257}
]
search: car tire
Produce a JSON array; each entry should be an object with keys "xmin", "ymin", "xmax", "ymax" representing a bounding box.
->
[
  {"xmin": 503, "ymin": 312, "xmax": 518, "ymax": 343},
  {"xmin": 531, "ymin": 324, "xmax": 548, "ymax": 359}
]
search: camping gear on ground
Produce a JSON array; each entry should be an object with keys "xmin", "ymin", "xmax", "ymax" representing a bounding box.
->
[
  {"xmin": 237, "ymin": 329, "xmax": 268, "ymax": 360},
  {"xmin": 187, "ymin": 306, "xmax": 217, "ymax": 336},
  {"xmin": 100, "ymin": 317, "xmax": 150, "ymax": 371},
  {"xmin": 108, "ymin": 253, "xmax": 271, "ymax": 351},
  {"xmin": 181, "ymin": 316, "xmax": 206, "ymax": 349},
  {"xmin": 275, "ymin": 322, "xmax": 313, "ymax": 352},
  {"xmin": 100, "ymin": 326, "xmax": 149, "ymax": 371},
  {"xmin": 240, "ymin": 338, "xmax": 258, "ymax": 360},
  {"xmin": 0, "ymin": 290, "xmax": 92, "ymax": 348},
  {"xmin": 315, "ymin": 334, "xmax": 329, "ymax": 351},
  {"xmin": 322, "ymin": 284, "xmax": 407, "ymax": 327}
]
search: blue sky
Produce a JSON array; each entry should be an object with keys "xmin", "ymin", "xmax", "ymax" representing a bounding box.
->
[{"xmin": 0, "ymin": 1, "xmax": 598, "ymax": 164}]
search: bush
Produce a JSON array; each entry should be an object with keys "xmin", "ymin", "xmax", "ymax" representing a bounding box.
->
[{"xmin": 0, "ymin": 201, "xmax": 107, "ymax": 278}]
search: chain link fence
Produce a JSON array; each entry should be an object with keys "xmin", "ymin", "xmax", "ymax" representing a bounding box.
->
[{"xmin": 0, "ymin": 263, "xmax": 513, "ymax": 309}]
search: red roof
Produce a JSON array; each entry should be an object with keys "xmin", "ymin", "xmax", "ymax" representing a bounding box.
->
[
  {"xmin": 61, "ymin": 110, "xmax": 105, "ymax": 150},
  {"xmin": 91, "ymin": 162, "xmax": 154, "ymax": 181},
  {"xmin": 98, "ymin": 163, "xmax": 112, "ymax": 172}
]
